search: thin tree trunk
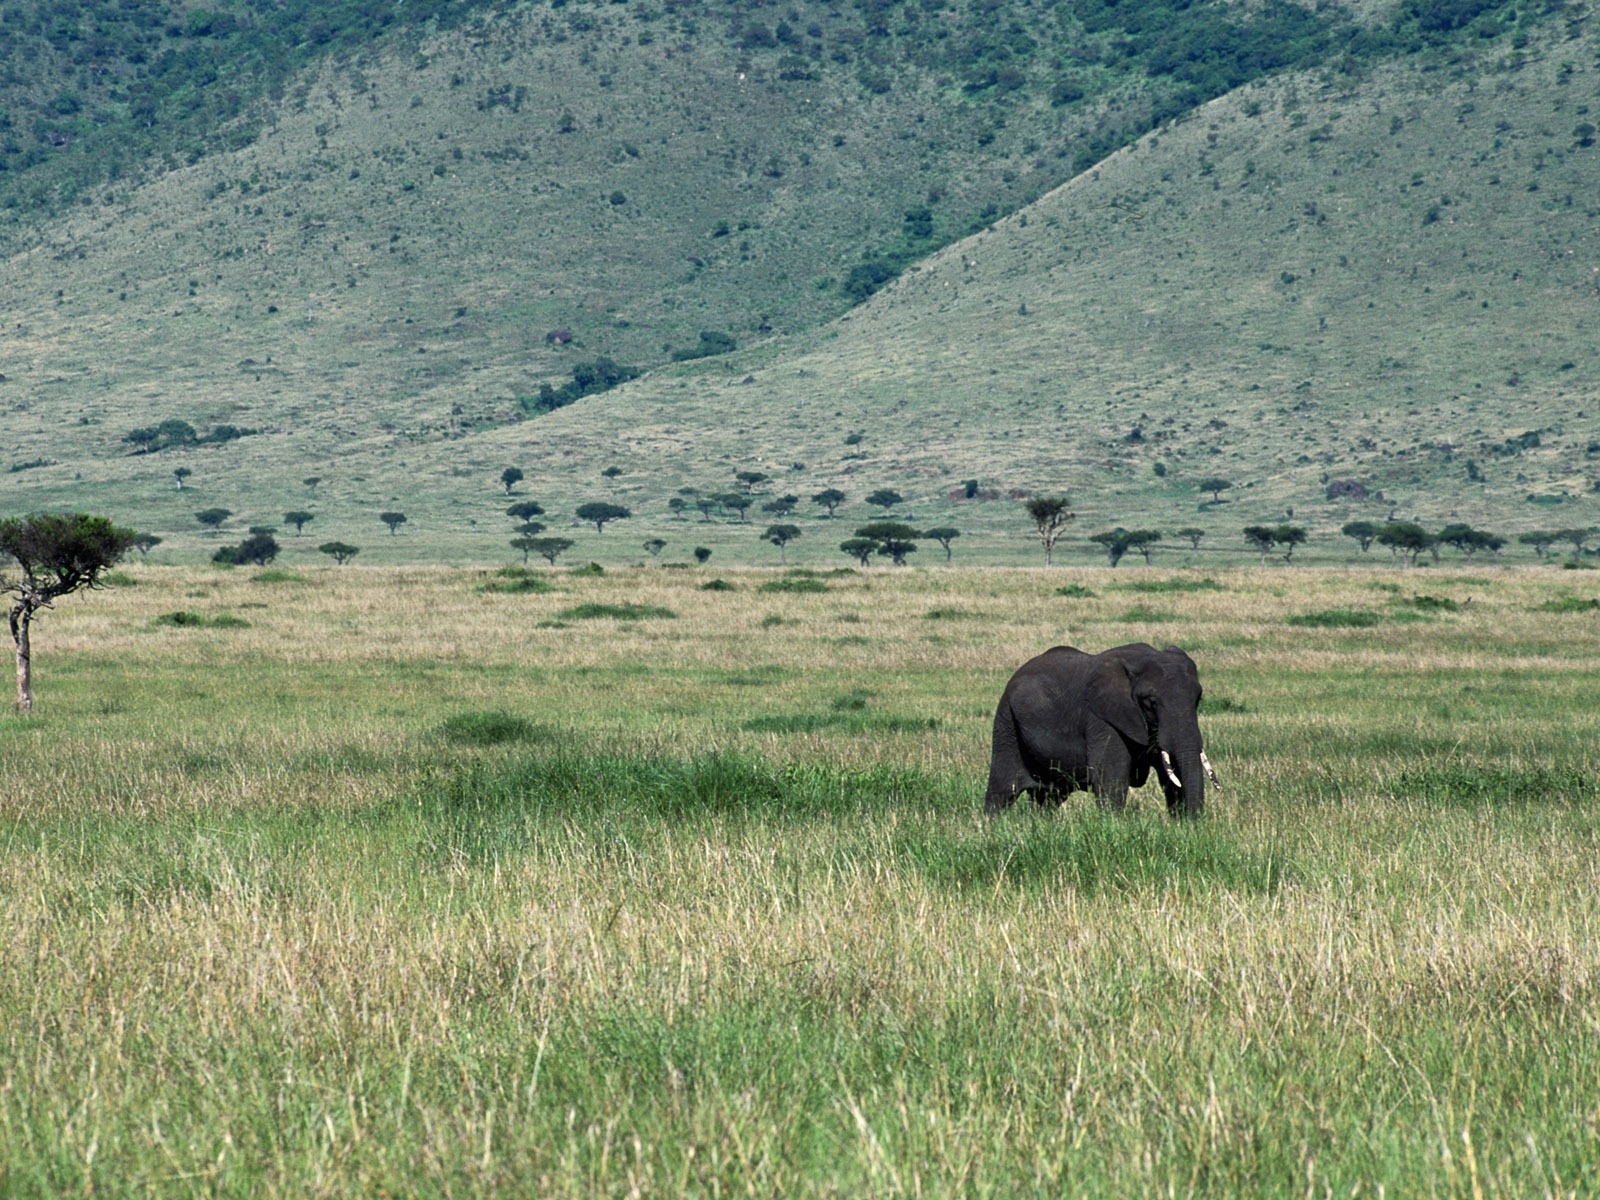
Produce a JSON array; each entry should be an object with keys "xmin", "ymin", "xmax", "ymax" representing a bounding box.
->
[{"xmin": 13, "ymin": 610, "xmax": 31, "ymax": 715}]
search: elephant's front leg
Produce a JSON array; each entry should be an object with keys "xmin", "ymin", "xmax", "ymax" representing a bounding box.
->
[{"xmin": 1087, "ymin": 731, "xmax": 1133, "ymax": 813}]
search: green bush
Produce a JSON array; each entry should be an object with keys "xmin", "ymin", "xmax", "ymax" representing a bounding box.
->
[
  {"xmin": 151, "ymin": 611, "xmax": 251, "ymax": 629},
  {"xmin": 557, "ymin": 603, "xmax": 676, "ymax": 620},
  {"xmin": 758, "ymin": 577, "xmax": 829, "ymax": 594}
]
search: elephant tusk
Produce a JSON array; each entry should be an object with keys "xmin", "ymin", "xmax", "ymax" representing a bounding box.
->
[
  {"xmin": 1159, "ymin": 750, "xmax": 1182, "ymax": 789},
  {"xmin": 1200, "ymin": 750, "xmax": 1222, "ymax": 791}
]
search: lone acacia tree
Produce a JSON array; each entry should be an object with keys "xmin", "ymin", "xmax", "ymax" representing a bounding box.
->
[
  {"xmin": 812, "ymin": 488, "xmax": 846, "ymax": 518},
  {"xmin": 576, "ymin": 502, "xmax": 630, "ymax": 533},
  {"xmin": 284, "ymin": 510, "xmax": 315, "ymax": 535},
  {"xmin": 379, "ymin": 511, "xmax": 407, "ymax": 535},
  {"xmin": 319, "ymin": 541, "xmax": 360, "ymax": 565},
  {"xmin": 1, "ymin": 513, "xmax": 137, "ymax": 714},
  {"xmin": 923, "ymin": 526, "xmax": 960, "ymax": 562},
  {"xmin": 501, "ymin": 467, "xmax": 525, "ymax": 494},
  {"xmin": 762, "ymin": 524, "xmax": 802, "ymax": 563},
  {"xmin": 1025, "ymin": 497, "xmax": 1074, "ymax": 566}
]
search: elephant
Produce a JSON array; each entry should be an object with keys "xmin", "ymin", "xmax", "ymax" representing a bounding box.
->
[{"xmin": 983, "ymin": 643, "xmax": 1217, "ymax": 818}]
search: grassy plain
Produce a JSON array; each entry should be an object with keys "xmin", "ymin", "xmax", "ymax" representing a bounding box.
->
[{"xmin": 2, "ymin": 563, "xmax": 1599, "ymax": 1196}]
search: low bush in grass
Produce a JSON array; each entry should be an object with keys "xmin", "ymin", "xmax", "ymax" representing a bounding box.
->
[
  {"xmin": 558, "ymin": 603, "xmax": 677, "ymax": 620},
  {"xmin": 701, "ymin": 579, "xmax": 737, "ymax": 592},
  {"xmin": 1054, "ymin": 584, "xmax": 1096, "ymax": 598},
  {"xmin": 479, "ymin": 569, "xmax": 555, "ymax": 594},
  {"xmin": 924, "ymin": 608, "xmax": 980, "ymax": 620},
  {"xmin": 1400, "ymin": 594, "xmax": 1461, "ymax": 612},
  {"xmin": 1287, "ymin": 609, "xmax": 1382, "ymax": 628},
  {"xmin": 1116, "ymin": 606, "xmax": 1177, "ymax": 623},
  {"xmin": 1200, "ymin": 695, "xmax": 1250, "ymax": 714},
  {"xmin": 251, "ymin": 569, "xmax": 305, "ymax": 584},
  {"xmin": 151, "ymin": 611, "xmax": 251, "ymax": 629}
]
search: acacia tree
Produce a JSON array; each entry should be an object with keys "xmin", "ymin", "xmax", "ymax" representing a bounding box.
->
[
  {"xmin": 866, "ymin": 489, "xmax": 904, "ymax": 515},
  {"xmin": 812, "ymin": 488, "xmax": 846, "ymax": 518},
  {"xmin": 501, "ymin": 467, "xmax": 524, "ymax": 495},
  {"xmin": 576, "ymin": 502, "xmax": 630, "ymax": 533},
  {"xmin": 1025, "ymin": 497, "xmax": 1074, "ymax": 566},
  {"xmin": 379, "ymin": 511, "xmax": 407, "ymax": 535},
  {"xmin": 194, "ymin": 507, "xmax": 231, "ymax": 532},
  {"xmin": 1176, "ymin": 527, "xmax": 1206, "ymax": 551},
  {"xmin": 762, "ymin": 524, "xmax": 802, "ymax": 564},
  {"xmin": 840, "ymin": 537, "xmax": 878, "ymax": 567},
  {"xmin": 1341, "ymin": 520, "xmax": 1378, "ymax": 553},
  {"xmin": 528, "ymin": 537, "xmax": 575, "ymax": 565},
  {"xmin": 716, "ymin": 493, "xmax": 753, "ymax": 523},
  {"xmin": 923, "ymin": 527, "xmax": 960, "ymax": 562},
  {"xmin": 735, "ymin": 470, "xmax": 770, "ymax": 493},
  {"xmin": 1126, "ymin": 529, "xmax": 1162, "ymax": 564},
  {"xmin": 1242, "ymin": 525, "xmax": 1277, "ymax": 564},
  {"xmin": 1199, "ymin": 478, "xmax": 1233, "ymax": 504},
  {"xmin": 1090, "ymin": 528, "xmax": 1133, "ymax": 567},
  {"xmin": 319, "ymin": 541, "xmax": 360, "ymax": 565},
  {"xmin": 284, "ymin": 510, "xmax": 315, "ymax": 535},
  {"xmin": 643, "ymin": 537, "xmax": 667, "ymax": 559},
  {"xmin": 1518, "ymin": 531, "xmax": 1559, "ymax": 560},
  {"xmin": 1375, "ymin": 521, "xmax": 1431, "ymax": 566},
  {"xmin": 173, "ymin": 467, "xmax": 192, "ymax": 490},
  {"xmin": 1274, "ymin": 524, "xmax": 1307, "ymax": 562},
  {"xmin": 1, "ymin": 513, "xmax": 137, "ymax": 714},
  {"xmin": 857, "ymin": 522, "xmax": 919, "ymax": 566}
]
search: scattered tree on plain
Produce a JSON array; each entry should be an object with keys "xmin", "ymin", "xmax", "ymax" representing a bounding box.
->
[
  {"xmin": 1176, "ymin": 526, "xmax": 1206, "ymax": 551},
  {"xmin": 856, "ymin": 522, "xmax": 919, "ymax": 566},
  {"xmin": 735, "ymin": 471, "xmax": 770, "ymax": 494},
  {"xmin": 601, "ymin": 466, "xmax": 624, "ymax": 489},
  {"xmin": 379, "ymin": 511, "xmax": 408, "ymax": 535},
  {"xmin": 511, "ymin": 534, "xmax": 542, "ymax": 564},
  {"xmin": 716, "ymin": 493, "xmax": 754, "ymax": 523},
  {"xmin": 173, "ymin": 467, "xmax": 191, "ymax": 490},
  {"xmin": 1375, "ymin": 521, "xmax": 1432, "ymax": 566},
  {"xmin": 576, "ymin": 502, "xmax": 630, "ymax": 533},
  {"xmin": 694, "ymin": 496, "xmax": 720, "ymax": 522},
  {"xmin": 1025, "ymin": 497, "xmax": 1074, "ymax": 566},
  {"xmin": 866, "ymin": 489, "xmax": 905, "ymax": 514},
  {"xmin": 1199, "ymin": 478, "xmax": 1233, "ymax": 503},
  {"xmin": 840, "ymin": 537, "xmax": 878, "ymax": 567},
  {"xmin": 133, "ymin": 533, "xmax": 163, "ymax": 557},
  {"xmin": 762, "ymin": 495, "xmax": 799, "ymax": 518},
  {"xmin": 500, "ymin": 467, "xmax": 524, "ymax": 495},
  {"xmin": 1, "ymin": 513, "xmax": 137, "ymax": 714},
  {"xmin": 694, "ymin": 547, "xmax": 713, "ymax": 565},
  {"xmin": 811, "ymin": 488, "xmax": 846, "ymax": 518},
  {"xmin": 923, "ymin": 526, "xmax": 960, "ymax": 562},
  {"xmin": 319, "ymin": 541, "xmax": 360, "ymax": 565},
  {"xmin": 527, "ymin": 537, "xmax": 575, "ymax": 566},
  {"xmin": 506, "ymin": 501, "xmax": 545, "ymax": 526},
  {"xmin": 762, "ymin": 524, "xmax": 802, "ymax": 564},
  {"xmin": 284, "ymin": 510, "xmax": 315, "ymax": 535},
  {"xmin": 213, "ymin": 532, "xmax": 280, "ymax": 566},
  {"xmin": 1341, "ymin": 521, "xmax": 1378, "ymax": 553},
  {"xmin": 1275, "ymin": 524, "xmax": 1307, "ymax": 562},
  {"xmin": 643, "ymin": 538, "xmax": 667, "ymax": 559},
  {"xmin": 1555, "ymin": 527, "xmax": 1595, "ymax": 559},
  {"xmin": 1126, "ymin": 529, "xmax": 1162, "ymax": 564},
  {"xmin": 303, "ymin": 477, "xmax": 322, "ymax": 493},
  {"xmin": 1242, "ymin": 525, "xmax": 1278, "ymax": 564},
  {"xmin": 194, "ymin": 508, "xmax": 231, "ymax": 532},
  {"xmin": 1518, "ymin": 531, "xmax": 1559, "ymax": 560},
  {"xmin": 1090, "ymin": 528, "xmax": 1133, "ymax": 567}
]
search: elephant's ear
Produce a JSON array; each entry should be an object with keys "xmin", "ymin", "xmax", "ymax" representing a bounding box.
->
[{"xmin": 1088, "ymin": 658, "xmax": 1148, "ymax": 744}]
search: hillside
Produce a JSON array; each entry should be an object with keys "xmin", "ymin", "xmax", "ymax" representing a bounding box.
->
[{"xmin": 3, "ymin": 0, "xmax": 1598, "ymax": 567}]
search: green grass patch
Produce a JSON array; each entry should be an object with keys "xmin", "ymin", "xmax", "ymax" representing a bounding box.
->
[
  {"xmin": 1115, "ymin": 577, "xmax": 1225, "ymax": 594},
  {"xmin": 435, "ymin": 710, "xmax": 548, "ymax": 748},
  {"xmin": 923, "ymin": 607, "xmax": 980, "ymax": 620},
  {"xmin": 1115, "ymin": 606, "xmax": 1178, "ymax": 623},
  {"xmin": 1392, "ymin": 764, "xmax": 1597, "ymax": 806},
  {"xmin": 700, "ymin": 578, "xmax": 737, "ymax": 591},
  {"xmin": 1399, "ymin": 594, "xmax": 1461, "ymax": 612},
  {"xmin": 251, "ymin": 569, "xmax": 305, "ymax": 584},
  {"xmin": 1535, "ymin": 597, "xmax": 1600, "ymax": 613},
  {"xmin": 897, "ymin": 813, "xmax": 1287, "ymax": 896},
  {"xmin": 758, "ymin": 577, "xmax": 829, "ymax": 594},
  {"xmin": 557, "ymin": 603, "xmax": 677, "ymax": 620},
  {"xmin": 1200, "ymin": 695, "xmax": 1250, "ymax": 714},
  {"xmin": 1053, "ymin": 584, "xmax": 1096, "ymax": 598},
  {"xmin": 150, "ymin": 610, "xmax": 251, "ymax": 629},
  {"xmin": 1286, "ymin": 609, "xmax": 1382, "ymax": 628},
  {"xmin": 742, "ymin": 712, "xmax": 940, "ymax": 735},
  {"xmin": 479, "ymin": 570, "xmax": 556, "ymax": 594}
]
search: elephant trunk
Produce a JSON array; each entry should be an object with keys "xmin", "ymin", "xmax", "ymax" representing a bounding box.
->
[{"xmin": 1156, "ymin": 711, "xmax": 1206, "ymax": 818}]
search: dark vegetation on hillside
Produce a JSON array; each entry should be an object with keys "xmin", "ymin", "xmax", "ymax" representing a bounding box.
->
[{"xmin": 1, "ymin": 0, "xmax": 1535, "ymax": 242}]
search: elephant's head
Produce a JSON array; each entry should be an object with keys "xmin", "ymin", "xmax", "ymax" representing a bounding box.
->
[{"xmin": 1096, "ymin": 644, "xmax": 1208, "ymax": 816}]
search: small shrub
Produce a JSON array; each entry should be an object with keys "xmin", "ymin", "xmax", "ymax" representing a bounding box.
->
[
  {"xmin": 479, "ymin": 573, "xmax": 554, "ymax": 594},
  {"xmin": 758, "ymin": 577, "xmax": 829, "ymax": 594},
  {"xmin": 437, "ymin": 710, "xmax": 545, "ymax": 747},
  {"xmin": 558, "ymin": 603, "xmax": 676, "ymax": 620},
  {"xmin": 701, "ymin": 579, "xmax": 738, "ymax": 592},
  {"xmin": 1286, "ymin": 609, "xmax": 1382, "ymax": 628},
  {"xmin": 570, "ymin": 563, "xmax": 606, "ymax": 577},
  {"xmin": 251, "ymin": 569, "xmax": 304, "ymax": 584},
  {"xmin": 1054, "ymin": 584, "xmax": 1096, "ymax": 598},
  {"xmin": 759, "ymin": 614, "xmax": 793, "ymax": 628},
  {"xmin": 924, "ymin": 608, "xmax": 979, "ymax": 620},
  {"xmin": 1116, "ymin": 606, "xmax": 1178, "ymax": 623}
]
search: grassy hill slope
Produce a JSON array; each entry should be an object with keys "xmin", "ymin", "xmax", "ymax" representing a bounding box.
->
[{"xmin": 3, "ymin": 2, "xmax": 1597, "ymax": 567}]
